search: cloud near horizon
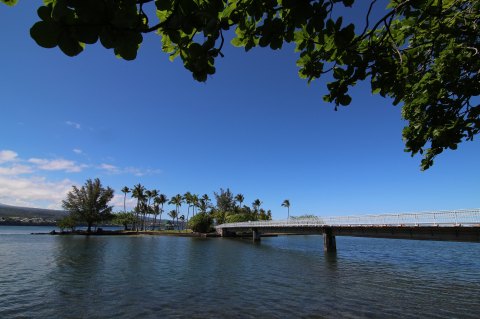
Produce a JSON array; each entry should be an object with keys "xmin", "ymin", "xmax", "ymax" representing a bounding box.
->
[
  {"xmin": 111, "ymin": 193, "xmax": 136, "ymax": 212},
  {"xmin": 0, "ymin": 149, "xmax": 162, "ymax": 209},
  {"xmin": 0, "ymin": 175, "xmax": 75, "ymax": 209}
]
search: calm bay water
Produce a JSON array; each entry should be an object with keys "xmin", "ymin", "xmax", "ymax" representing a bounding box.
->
[{"xmin": 1, "ymin": 226, "xmax": 479, "ymax": 318}]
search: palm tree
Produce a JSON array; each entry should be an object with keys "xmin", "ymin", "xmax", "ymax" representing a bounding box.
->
[
  {"xmin": 199, "ymin": 198, "xmax": 209, "ymax": 213},
  {"xmin": 168, "ymin": 209, "xmax": 177, "ymax": 229},
  {"xmin": 184, "ymin": 191, "xmax": 193, "ymax": 228},
  {"xmin": 156, "ymin": 194, "xmax": 168, "ymax": 230},
  {"xmin": 282, "ymin": 199, "xmax": 290, "ymax": 220},
  {"xmin": 169, "ymin": 194, "xmax": 183, "ymax": 224},
  {"xmin": 147, "ymin": 189, "xmax": 158, "ymax": 229},
  {"xmin": 121, "ymin": 186, "xmax": 130, "ymax": 213},
  {"xmin": 252, "ymin": 199, "xmax": 262, "ymax": 211},
  {"xmin": 131, "ymin": 183, "xmax": 145, "ymax": 231},
  {"xmin": 152, "ymin": 199, "xmax": 160, "ymax": 231},
  {"xmin": 142, "ymin": 189, "xmax": 153, "ymax": 230},
  {"xmin": 235, "ymin": 193, "xmax": 244, "ymax": 208},
  {"xmin": 191, "ymin": 194, "xmax": 199, "ymax": 217},
  {"xmin": 202, "ymin": 194, "xmax": 210, "ymax": 205},
  {"xmin": 252, "ymin": 199, "xmax": 262, "ymax": 220}
]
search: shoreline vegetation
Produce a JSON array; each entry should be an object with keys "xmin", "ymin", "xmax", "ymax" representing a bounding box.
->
[
  {"xmin": 3, "ymin": 178, "xmax": 293, "ymax": 235},
  {"xmin": 58, "ymin": 179, "xmax": 282, "ymax": 235}
]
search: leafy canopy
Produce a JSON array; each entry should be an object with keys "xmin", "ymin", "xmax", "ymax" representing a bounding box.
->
[
  {"xmin": 62, "ymin": 178, "xmax": 114, "ymax": 232},
  {"xmin": 3, "ymin": 0, "xmax": 479, "ymax": 169}
]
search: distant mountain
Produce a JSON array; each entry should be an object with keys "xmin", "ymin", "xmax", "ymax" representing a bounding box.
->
[{"xmin": 0, "ymin": 203, "xmax": 67, "ymax": 220}]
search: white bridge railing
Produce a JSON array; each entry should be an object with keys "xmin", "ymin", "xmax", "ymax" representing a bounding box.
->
[{"xmin": 216, "ymin": 209, "xmax": 480, "ymax": 229}]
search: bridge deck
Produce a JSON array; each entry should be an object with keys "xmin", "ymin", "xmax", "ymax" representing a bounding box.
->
[
  {"xmin": 216, "ymin": 209, "xmax": 480, "ymax": 229},
  {"xmin": 215, "ymin": 209, "xmax": 480, "ymax": 246}
]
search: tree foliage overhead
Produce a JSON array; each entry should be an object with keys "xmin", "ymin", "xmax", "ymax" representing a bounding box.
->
[{"xmin": 3, "ymin": 0, "xmax": 479, "ymax": 169}]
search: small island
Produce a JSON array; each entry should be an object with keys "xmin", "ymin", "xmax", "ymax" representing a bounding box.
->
[{"xmin": 11, "ymin": 178, "xmax": 291, "ymax": 240}]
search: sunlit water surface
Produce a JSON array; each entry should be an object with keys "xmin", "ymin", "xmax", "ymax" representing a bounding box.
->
[{"xmin": 1, "ymin": 226, "xmax": 479, "ymax": 318}]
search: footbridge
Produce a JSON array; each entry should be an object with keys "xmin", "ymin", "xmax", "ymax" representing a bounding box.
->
[{"xmin": 215, "ymin": 209, "xmax": 480, "ymax": 252}]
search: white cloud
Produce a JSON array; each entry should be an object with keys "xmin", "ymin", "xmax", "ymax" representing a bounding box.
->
[
  {"xmin": 111, "ymin": 193, "xmax": 136, "ymax": 212},
  {"xmin": 98, "ymin": 164, "xmax": 161, "ymax": 177},
  {"xmin": 124, "ymin": 167, "xmax": 162, "ymax": 177},
  {"xmin": 0, "ymin": 164, "xmax": 33, "ymax": 176},
  {"xmin": 99, "ymin": 163, "xmax": 119, "ymax": 173},
  {"xmin": 0, "ymin": 175, "xmax": 75, "ymax": 209},
  {"xmin": 66, "ymin": 121, "xmax": 81, "ymax": 129},
  {"xmin": 28, "ymin": 158, "xmax": 87, "ymax": 173},
  {"xmin": 0, "ymin": 150, "xmax": 18, "ymax": 164},
  {"xmin": 0, "ymin": 149, "xmax": 162, "ymax": 209}
]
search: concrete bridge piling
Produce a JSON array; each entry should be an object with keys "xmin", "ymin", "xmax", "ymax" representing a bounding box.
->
[
  {"xmin": 252, "ymin": 228, "xmax": 261, "ymax": 242},
  {"xmin": 323, "ymin": 228, "xmax": 336, "ymax": 252}
]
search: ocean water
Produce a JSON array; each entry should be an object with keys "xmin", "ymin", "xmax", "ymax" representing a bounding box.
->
[{"xmin": 0, "ymin": 226, "xmax": 479, "ymax": 318}]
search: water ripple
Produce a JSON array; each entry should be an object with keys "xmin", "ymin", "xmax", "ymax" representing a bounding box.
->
[{"xmin": 1, "ymin": 230, "xmax": 480, "ymax": 318}]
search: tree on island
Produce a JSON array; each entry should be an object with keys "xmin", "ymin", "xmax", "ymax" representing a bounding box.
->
[
  {"xmin": 121, "ymin": 186, "xmax": 130, "ymax": 213},
  {"xmin": 154, "ymin": 193, "xmax": 168, "ymax": 230},
  {"xmin": 235, "ymin": 194, "xmax": 245, "ymax": 209},
  {"xmin": 62, "ymin": 178, "xmax": 114, "ymax": 233},
  {"xmin": 282, "ymin": 199, "xmax": 291, "ymax": 220},
  {"xmin": 169, "ymin": 194, "xmax": 183, "ymax": 230},
  {"xmin": 131, "ymin": 183, "xmax": 146, "ymax": 231},
  {"xmin": 210, "ymin": 189, "xmax": 272, "ymax": 224},
  {"xmin": 57, "ymin": 214, "xmax": 77, "ymax": 232},
  {"xmin": 3, "ymin": 0, "xmax": 478, "ymax": 169},
  {"xmin": 184, "ymin": 191, "xmax": 193, "ymax": 227},
  {"xmin": 191, "ymin": 194, "xmax": 199, "ymax": 217},
  {"xmin": 113, "ymin": 211, "xmax": 136, "ymax": 230},
  {"xmin": 199, "ymin": 194, "xmax": 212, "ymax": 214},
  {"xmin": 168, "ymin": 209, "xmax": 178, "ymax": 230},
  {"xmin": 188, "ymin": 212, "xmax": 214, "ymax": 233}
]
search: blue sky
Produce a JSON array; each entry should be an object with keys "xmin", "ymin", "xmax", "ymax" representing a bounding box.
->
[{"xmin": 0, "ymin": 1, "xmax": 478, "ymax": 218}]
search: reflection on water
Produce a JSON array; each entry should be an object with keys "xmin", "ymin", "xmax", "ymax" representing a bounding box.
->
[{"xmin": 0, "ymin": 227, "xmax": 479, "ymax": 318}]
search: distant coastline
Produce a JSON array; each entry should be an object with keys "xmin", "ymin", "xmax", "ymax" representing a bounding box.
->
[
  {"xmin": 0, "ymin": 203, "xmax": 67, "ymax": 226},
  {"xmin": 0, "ymin": 221, "xmax": 57, "ymax": 226}
]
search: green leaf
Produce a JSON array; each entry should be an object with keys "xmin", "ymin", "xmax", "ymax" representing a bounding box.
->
[
  {"xmin": 58, "ymin": 32, "xmax": 84, "ymax": 56},
  {"xmin": 99, "ymin": 28, "xmax": 115, "ymax": 49},
  {"xmin": 1, "ymin": 0, "xmax": 18, "ymax": 6},
  {"xmin": 155, "ymin": 0, "xmax": 174, "ymax": 11},
  {"xmin": 115, "ymin": 32, "xmax": 142, "ymax": 60},
  {"xmin": 52, "ymin": 0, "xmax": 70, "ymax": 20},
  {"xmin": 338, "ymin": 94, "xmax": 352, "ymax": 106},
  {"xmin": 37, "ymin": 6, "xmax": 52, "ymax": 21},
  {"xmin": 74, "ymin": 26, "xmax": 99, "ymax": 44},
  {"xmin": 231, "ymin": 37, "xmax": 244, "ymax": 47},
  {"xmin": 30, "ymin": 21, "xmax": 61, "ymax": 48}
]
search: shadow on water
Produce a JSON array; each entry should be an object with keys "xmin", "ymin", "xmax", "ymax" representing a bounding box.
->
[
  {"xmin": 47, "ymin": 236, "xmax": 108, "ymax": 318},
  {"xmin": 324, "ymin": 250, "xmax": 338, "ymax": 271}
]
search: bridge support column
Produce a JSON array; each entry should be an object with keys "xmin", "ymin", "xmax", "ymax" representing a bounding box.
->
[
  {"xmin": 252, "ymin": 228, "xmax": 261, "ymax": 242},
  {"xmin": 219, "ymin": 228, "xmax": 233, "ymax": 237},
  {"xmin": 323, "ymin": 228, "xmax": 336, "ymax": 252}
]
